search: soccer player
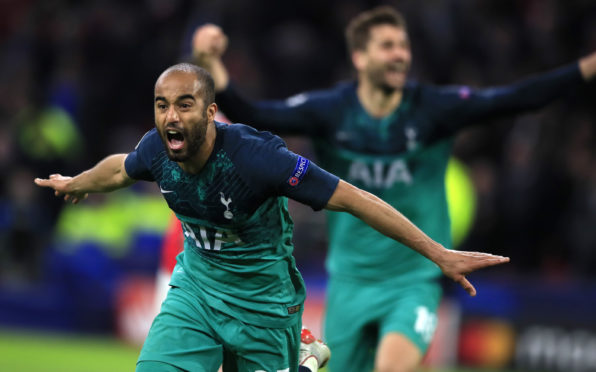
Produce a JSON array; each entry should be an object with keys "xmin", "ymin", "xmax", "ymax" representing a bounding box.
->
[
  {"xmin": 34, "ymin": 63, "xmax": 508, "ymax": 372},
  {"xmin": 191, "ymin": 6, "xmax": 596, "ymax": 372}
]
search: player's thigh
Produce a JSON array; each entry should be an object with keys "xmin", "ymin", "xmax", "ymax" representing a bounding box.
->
[
  {"xmin": 137, "ymin": 287, "xmax": 223, "ymax": 372},
  {"xmin": 377, "ymin": 281, "xmax": 442, "ymax": 367},
  {"xmin": 375, "ymin": 333, "xmax": 421, "ymax": 372},
  {"xmin": 325, "ymin": 278, "xmax": 385, "ymax": 372},
  {"xmin": 221, "ymin": 319, "xmax": 301, "ymax": 372}
]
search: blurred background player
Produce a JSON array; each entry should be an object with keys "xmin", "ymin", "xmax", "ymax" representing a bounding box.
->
[
  {"xmin": 34, "ymin": 63, "xmax": 508, "ymax": 372},
  {"xmin": 192, "ymin": 6, "xmax": 596, "ymax": 372}
]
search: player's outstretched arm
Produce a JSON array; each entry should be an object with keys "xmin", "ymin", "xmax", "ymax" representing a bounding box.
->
[
  {"xmin": 437, "ymin": 51, "xmax": 596, "ymax": 133},
  {"xmin": 192, "ymin": 24, "xmax": 230, "ymax": 92},
  {"xmin": 325, "ymin": 180, "xmax": 509, "ymax": 296},
  {"xmin": 34, "ymin": 154, "xmax": 135, "ymax": 204},
  {"xmin": 579, "ymin": 51, "xmax": 596, "ymax": 81}
]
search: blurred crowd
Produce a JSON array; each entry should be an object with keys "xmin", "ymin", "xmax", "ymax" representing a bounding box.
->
[{"xmin": 1, "ymin": 0, "xmax": 595, "ymax": 286}]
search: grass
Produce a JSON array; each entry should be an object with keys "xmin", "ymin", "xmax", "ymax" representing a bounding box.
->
[
  {"xmin": 0, "ymin": 329, "xmax": 140, "ymax": 372},
  {"xmin": 0, "ymin": 329, "xmax": 515, "ymax": 372}
]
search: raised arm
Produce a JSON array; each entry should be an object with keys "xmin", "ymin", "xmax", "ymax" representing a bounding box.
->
[
  {"xmin": 326, "ymin": 180, "xmax": 509, "ymax": 296},
  {"xmin": 192, "ymin": 24, "xmax": 326, "ymax": 136},
  {"xmin": 34, "ymin": 154, "xmax": 135, "ymax": 204},
  {"xmin": 192, "ymin": 24, "xmax": 230, "ymax": 92},
  {"xmin": 435, "ymin": 52, "xmax": 595, "ymax": 134}
]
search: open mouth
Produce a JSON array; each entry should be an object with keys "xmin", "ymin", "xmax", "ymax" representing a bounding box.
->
[
  {"xmin": 385, "ymin": 67, "xmax": 407, "ymax": 84},
  {"xmin": 386, "ymin": 62, "xmax": 408, "ymax": 74},
  {"xmin": 387, "ymin": 65, "xmax": 406, "ymax": 75},
  {"xmin": 166, "ymin": 129, "xmax": 185, "ymax": 151}
]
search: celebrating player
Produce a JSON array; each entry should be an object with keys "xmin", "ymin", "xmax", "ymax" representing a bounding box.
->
[
  {"xmin": 34, "ymin": 64, "xmax": 508, "ymax": 372},
  {"xmin": 192, "ymin": 6, "xmax": 596, "ymax": 372}
]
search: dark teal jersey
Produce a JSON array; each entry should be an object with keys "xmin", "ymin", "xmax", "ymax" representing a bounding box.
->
[
  {"xmin": 125, "ymin": 122, "xmax": 339, "ymax": 328},
  {"xmin": 216, "ymin": 63, "xmax": 583, "ymax": 284}
]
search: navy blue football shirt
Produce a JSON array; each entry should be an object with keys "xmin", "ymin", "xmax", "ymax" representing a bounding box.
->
[{"xmin": 125, "ymin": 121, "xmax": 339, "ymax": 327}]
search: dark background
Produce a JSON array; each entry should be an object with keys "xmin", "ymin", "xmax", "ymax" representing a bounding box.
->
[{"xmin": 3, "ymin": 0, "xmax": 595, "ymax": 280}]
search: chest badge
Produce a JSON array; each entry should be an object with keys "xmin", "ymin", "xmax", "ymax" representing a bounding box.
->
[
  {"xmin": 405, "ymin": 127, "xmax": 419, "ymax": 151},
  {"xmin": 220, "ymin": 192, "xmax": 233, "ymax": 219}
]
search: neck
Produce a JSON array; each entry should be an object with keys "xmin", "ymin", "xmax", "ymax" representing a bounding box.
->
[
  {"xmin": 357, "ymin": 77, "xmax": 403, "ymax": 118},
  {"xmin": 179, "ymin": 121, "xmax": 216, "ymax": 174}
]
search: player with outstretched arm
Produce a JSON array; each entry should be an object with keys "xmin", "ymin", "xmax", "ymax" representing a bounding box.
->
[
  {"xmin": 35, "ymin": 64, "xmax": 508, "ymax": 372},
  {"xmin": 192, "ymin": 6, "xmax": 596, "ymax": 372}
]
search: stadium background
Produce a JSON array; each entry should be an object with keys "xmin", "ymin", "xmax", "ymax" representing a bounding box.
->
[{"xmin": 1, "ymin": 0, "xmax": 596, "ymax": 371}]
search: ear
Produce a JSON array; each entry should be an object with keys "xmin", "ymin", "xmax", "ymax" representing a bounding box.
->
[
  {"xmin": 352, "ymin": 50, "xmax": 366, "ymax": 71},
  {"xmin": 207, "ymin": 102, "xmax": 218, "ymax": 121}
]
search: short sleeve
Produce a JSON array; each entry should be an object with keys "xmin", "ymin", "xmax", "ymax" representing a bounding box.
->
[
  {"xmin": 124, "ymin": 129, "xmax": 161, "ymax": 181},
  {"xmin": 243, "ymin": 135, "xmax": 339, "ymax": 211},
  {"xmin": 276, "ymin": 150, "xmax": 340, "ymax": 211}
]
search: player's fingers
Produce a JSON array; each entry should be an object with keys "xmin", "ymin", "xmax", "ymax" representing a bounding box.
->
[
  {"xmin": 213, "ymin": 33, "xmax": 228, "ymax": 54},
  {"xmin": 460, "ymin": 251, "xmax": 504, "ymax": 258},
  {"xmin": 470, "ymin": 256, "xmax": 510, "ymax": 270},
  {"xmin": 195, "ymin": 23, "xmax": 219, "ymax": 34},
  {"xmin": 34, "ymin": 178, "xmax": 49, "ymax": 186},
  {"xmin": 472, "ymin": 252, "xmax": 508, "ymax": 259},
  {"xmin": 457, "ymin": 276, "xmax": 476, "ymax": 297},
  {"xmin": 192, "ymin": 29, "xmax": 206, "ymax": 51},
  {"xmin": 204, "ymin": 23, "xmax": 223, "ymax": 35},
  {"xmin": 456, "ymin": 252, "xmax": 509, "ymax": 267},
  {"xmin": 193, "ymin": 24, "xmax": 221, "ymax": 49},
  {"xmin": 64, "ymin": 194, "xmax": 71, "ymax": 202},
  {"xmin": 471, "ymin": 254, "xmax": 509, "ymax": 262}
]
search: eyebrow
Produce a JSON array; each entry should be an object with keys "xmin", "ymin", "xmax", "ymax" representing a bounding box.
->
[{"xmin": 154, "ymin": 94, "xmax": 197, "ymax": 103}]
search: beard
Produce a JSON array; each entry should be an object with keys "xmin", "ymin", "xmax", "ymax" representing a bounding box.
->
[
  {"xmin": 367, "ymin": 62, "xmax": 409, "ymax": 94},
  {"xmin": 161, "ymin": 114, "xmax": 208, "ymax": 162}
]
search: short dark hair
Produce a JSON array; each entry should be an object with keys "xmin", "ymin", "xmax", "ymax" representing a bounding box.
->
[
  {"xmin": 159, "ymin": 63, "xmax": 215, "ymax": 107},
  {"xmin": 345, "ymin": 6, "xmax": 407, "ymax": 53}
]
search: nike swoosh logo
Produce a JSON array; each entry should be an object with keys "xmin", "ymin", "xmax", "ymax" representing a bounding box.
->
[{"xmin": 160, "ymin": 186, "xmax": 174, "ymax": 194}]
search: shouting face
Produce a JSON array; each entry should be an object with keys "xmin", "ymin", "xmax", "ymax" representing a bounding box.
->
[
  {"xmin": 353, "ymin": 24, "xmax": 412, "ymax": 92},
  {"xmin": 154, "ymin": 70, "xmax": 214, "ymax": 162}
]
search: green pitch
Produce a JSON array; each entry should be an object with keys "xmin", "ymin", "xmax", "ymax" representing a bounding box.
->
[
  {"xmin": 0, "ymin": 329, "xmax": 140, "ymax": 372},
  {"xmin": 0, "ymin": 328, "xmax": 516, "ymax": 372}
]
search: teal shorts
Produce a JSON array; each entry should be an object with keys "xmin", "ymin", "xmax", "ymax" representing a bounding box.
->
[
  {"xmin": 137, "ymin": 286, "xmax": 302, "ymax": 372},
  {"xmin": 324, "ymin": 278, "xmax": 442, "ymax": 372}
]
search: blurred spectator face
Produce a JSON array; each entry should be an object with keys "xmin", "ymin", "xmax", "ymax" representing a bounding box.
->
[{"xmin": 353, "ymin": 25, "xmax": 411, "ymax": 91}]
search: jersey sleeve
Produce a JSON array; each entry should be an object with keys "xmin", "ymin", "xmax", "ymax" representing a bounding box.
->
[
  {"xmin": 430, "ymin": 62, "xmax": 584, "ymax": 137},
  {"xmin": 216, "ymin": 83, "xmax": 337, "ymax": 137},
  {"xmin": 274, "ymin": 148, "xmax": 340, "ymax": 211},
  {"xmin": 237, "ymin": 131, "xmax": 340, "ymax": 211},
  {"xmin": 124, "ymin": 129, "xmax": 161, "ymax": 181}
]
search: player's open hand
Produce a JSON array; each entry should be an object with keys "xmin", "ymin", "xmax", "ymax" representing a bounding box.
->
[
  {"xmin": 437, "ymin": 249, "xmax": 509, "ymax": 297},
  {"xmin": 34, "ymin": 174, "xmax": 88, "ymax": 204},
  {"xmin": 192, "ymin": 24, "xmax": 228, "ymax": 60}
]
